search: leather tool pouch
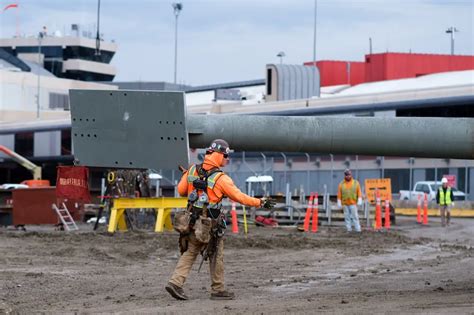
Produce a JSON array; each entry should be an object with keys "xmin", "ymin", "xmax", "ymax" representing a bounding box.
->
[
  {"xmin": 194, "ymin": 215, "xmax": 212, "ymax": 243},
  {"xmin": 178, "ymin": 234, "xmax": 189, "ymax": 254},
  {"xmin": 173, "ymin": 210, "xmax": 191, "ymax": 234}
]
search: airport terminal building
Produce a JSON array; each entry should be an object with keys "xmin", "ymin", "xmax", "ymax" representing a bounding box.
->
[{"xmin": 0, "ymin": 29, "xmax": 473, "ymax": 199}]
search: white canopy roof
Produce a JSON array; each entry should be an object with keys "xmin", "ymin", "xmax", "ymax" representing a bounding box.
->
[
  {"xmin": 246, "ymin": 175, "xmax": 273, "ymax": 183},
  {"xmin": 335, "ymin": 70, "xmax": 474, "ymax": 96}
]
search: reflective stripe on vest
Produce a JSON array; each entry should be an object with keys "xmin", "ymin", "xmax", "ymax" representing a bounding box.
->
[
  {"xmin": 187, "ymin": 165, "xmax": 199, "ymax": 183},
  {"xmin": 438, "ymin": 187, "xmax": 452, "ymax": 205},
  {"xmin": 341, "ymin": 180, "xmax": 357, "ymax": 203},
  {"xmin": 207, "ymin": 171, "xmax": 222, "ymax": 189}
]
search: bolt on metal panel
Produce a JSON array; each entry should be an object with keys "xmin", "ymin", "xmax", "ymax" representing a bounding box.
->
[{"xmin": 69, "ymin": 90, "xmax": 189, "ymax": 170}]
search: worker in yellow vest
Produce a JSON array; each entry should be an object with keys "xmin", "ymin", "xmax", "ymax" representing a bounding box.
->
[
  {"xmin": 337, "ymin": 169, "xmax": 363, "ymax": 232},
  {"xmin": 436, "ymin": 177, "xmax": 454, "ymax": 227}
]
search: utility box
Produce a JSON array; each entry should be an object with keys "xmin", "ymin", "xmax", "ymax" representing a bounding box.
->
[
  {"xmin": 12, "ymin": 188, "xmax": 83, "ymax": 226},
  {"xmin": 265, "ymin": 64, "xmax": 320, "ymax": 102}
]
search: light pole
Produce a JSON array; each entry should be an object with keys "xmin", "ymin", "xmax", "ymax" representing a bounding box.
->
[
  {"xmin": 445, "ymin": 27, "xmax": 459, "ymax": 55},
  {"xmin": 95, "ymin": 0, "xmax": 102, "ymax": 56},
  {"xmin": 37, "ymin": 30, "xmax": 44, "ymax": 119},
  {"xmin": 313, "ymin": 0, "xmax": 317, "ymax": 64},
  {"xmin": 172, "ymin": 3, "xmax": 183, "ymax": 84},
  {"xmin": 312, "ymin": 0, "xmax": 318, "ymax": 96},
  {"xmin": 276, "ymin": 51, "xmax": 286, "ymax": 64}
]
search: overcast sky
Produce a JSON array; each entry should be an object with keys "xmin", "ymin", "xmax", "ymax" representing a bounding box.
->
[{"xmin": 1, "ymin": 0, "xmax": 473, "ymax": 85}]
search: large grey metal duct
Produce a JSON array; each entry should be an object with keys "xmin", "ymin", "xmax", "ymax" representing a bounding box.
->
[
  {"xmin": 188, "ymin": 115, "xmax": 474, "ymax": 159},
  {"xmin": 5, "ymin": 90, "xmax": 474, "ymax": 171},
  {"xmin": 1, "ymin": 115, "xmax": 473, "ymax": 160}
]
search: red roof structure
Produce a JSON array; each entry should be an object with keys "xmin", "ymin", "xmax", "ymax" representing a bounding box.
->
[{"xmin": 305, "ymin": 52, "xmax": 474, "ymax": 87}]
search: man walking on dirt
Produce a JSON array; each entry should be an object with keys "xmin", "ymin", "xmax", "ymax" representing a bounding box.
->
[
  {"xmin": 337, "ymin": 169, "xmax": 363, "ymax": 232},
  {"xmin": 436, "ymin": 177, "xmax": 454, "ymax": 227},
  {"xmin": 165, "ymin": 139, "xmax": 275, "ymax": 301}
]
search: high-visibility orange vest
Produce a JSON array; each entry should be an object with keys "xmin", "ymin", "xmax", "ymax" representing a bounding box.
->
[{"xmin": 186, "ymin": 164, "xmax": 224, "ymax": 207}]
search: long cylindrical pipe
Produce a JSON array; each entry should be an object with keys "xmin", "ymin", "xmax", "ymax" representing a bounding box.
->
[
  {"xmin": 187, "ymin": 115, "xmax": 474, "ymax": 159},
  {"xmin": 1, "ymin": 115, "xmax": 473, "ymax": 159}
]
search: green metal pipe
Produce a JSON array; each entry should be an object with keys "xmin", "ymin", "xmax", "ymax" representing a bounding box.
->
[{"xmin": 187, "ymin": 115, "xmax": 474, "ymax": 159}]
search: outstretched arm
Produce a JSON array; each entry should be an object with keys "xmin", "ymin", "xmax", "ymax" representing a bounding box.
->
[{"xmin": 216, "ymin": 175, "xmax": 261, "ymax": 207}]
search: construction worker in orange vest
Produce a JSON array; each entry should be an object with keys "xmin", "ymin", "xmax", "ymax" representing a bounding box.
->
[
  {"xmin": 165, "ymin": 139, "xmax": 275, "ymax": 301},
  {"xmin": 337, "ymin": 169, "xmax": 363, "ymax": 232}
]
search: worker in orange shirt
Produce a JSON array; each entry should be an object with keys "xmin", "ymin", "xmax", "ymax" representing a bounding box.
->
[
  {"xmin": 337, "ymin": 169, "xmax": 363, "ymax": 232},
  {"xmin": 165, "ymin": 139, "xmax": 275, "ymax": 301}
]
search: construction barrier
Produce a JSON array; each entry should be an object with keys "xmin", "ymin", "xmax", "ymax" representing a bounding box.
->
[
  {"xmin": 107, "ymin": 197, "xmax": 187, "ymax": 233},
  {"xmin": 311, "ymin": 192, "xmax": 318, "ymax": 233},
  {"xmin": 423, "ymin": 193, "xmax": 429, "ymax": 225},
  {"xmin": 303, "ymin": 193, "xmax": 314, "ymax": 232},
  {"xmin": 231, "ymin": 202, "xmax": 239, "ymax": 233},
  {"xmin": 395, "ymin": 208, "xmax": 474, "ymax": 217},
  {"xmin": 384, "ymin": 199, "xmax": 390, "ymax": 229}
]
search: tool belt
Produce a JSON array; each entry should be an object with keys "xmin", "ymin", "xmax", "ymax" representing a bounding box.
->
[
  {"xmin": 191, "ymin": 205, "xmax": 224, "ymax": 243},
  {"xmin": 194, "ymin": 215, "xmax": 212, "ymax": 243},
  {"xmin": 174, "ymin": 205, "xmax": 222, "ymax": 240},
  {"xmin": 173, "ymin": 210, "xmax": 192, "ymax": 234}
]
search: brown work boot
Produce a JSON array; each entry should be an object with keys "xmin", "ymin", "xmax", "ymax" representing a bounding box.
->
[
  {"xmin": 165, "ymin": 282, "xmax": 188, "ymax": 300},
  {"xmin": 210, "ymin": 290, "xmax": 235, "ymax": 300}
]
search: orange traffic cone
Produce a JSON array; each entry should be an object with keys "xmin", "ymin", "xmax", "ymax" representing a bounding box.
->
[
  {"xmin": 231, "ymin": 202, "xmax": 239, "ymax": 233},
  {"xmin": 375, "ymin": 190, "xmax": 382, "ymax": 230},
  {"xmin": 303, "ymin": 193, "xmax": 314, "ymax": 232},
  {"xmin": 311, "ymin": 192, "xmax": 319, "ymax": 233},
  {"xmin": 422, "ymin": 193, "xmax": 428, "ymax": 225},
  {"xmin": 384, "ymin": 199, "xmax": 390, "ymax": 229},
  {"xmin": 416, "ymin": 195, "xmax": 422, "ymax": 224}
]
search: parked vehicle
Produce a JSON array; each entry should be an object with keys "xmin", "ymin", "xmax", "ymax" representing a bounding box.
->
[
  {"xmin": 399, "ymin": 181, "xmax": 466, "ymax": 202},
  {"xmin": 0, "ymin": 183, "xmax": 29, "ymax": 190},
  {"xmin": 246, "ymin": 175, "xmax": 273, "ymax": 197}
]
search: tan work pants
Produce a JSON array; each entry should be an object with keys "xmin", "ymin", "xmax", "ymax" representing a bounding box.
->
[
  {"xmin": 169, "ymin": 232, "xmax": 225, "ymax": 293},
  {"xmin": 440, "ymin": 205, "xmax": 451, "ymax": 227}
]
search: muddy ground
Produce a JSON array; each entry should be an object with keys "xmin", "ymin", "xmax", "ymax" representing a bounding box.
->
[{"xmin": 0, "ymin": 218, "xmax": 473, "ymax": 314}]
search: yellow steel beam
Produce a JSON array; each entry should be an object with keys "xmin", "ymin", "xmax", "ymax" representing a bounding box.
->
[
  {"xmin": 113, "ymin": 197, "xmax": 187, "ymax": 209},
  {"xmin": 108, "ymin": 197, "xmax": 187, "ymax": 233},
  {"xmin": 108, "ymin": 208, "xmax": 127, "ymax": 233}
]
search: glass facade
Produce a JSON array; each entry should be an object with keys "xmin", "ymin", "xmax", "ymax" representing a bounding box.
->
[
  {"xmin": 4, "ymin": 44, "xmax": 115, "ymax": 81},
  {"xmin": 14, "ymin": 132, "xmax": 34, "ymax": 157}
]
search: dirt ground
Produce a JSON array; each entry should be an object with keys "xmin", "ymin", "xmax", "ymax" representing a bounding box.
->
[{"xmin": 1, "ymin": 217, "xmax": 473, "ymax": 314}]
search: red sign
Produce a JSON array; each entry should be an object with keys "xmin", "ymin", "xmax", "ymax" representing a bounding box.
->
[
  {"xmin": 56, "ymin": 166, "xmax": 91, "ymax": 202},
  {"xmin": 443, "ymin": 174, "xmax": 456, "ymax": 188}
]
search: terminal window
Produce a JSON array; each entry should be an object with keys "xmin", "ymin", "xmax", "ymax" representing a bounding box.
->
[
  {"xmin": 61, "ymin": 130, "xmax": 72, "ymax": 155},
  {"xmin": 14, "ymin": 132, "xmax": 34, "ymax": 157},
  {"xmin": 49, "ymin": 93, "xmax": 69, "ymax": 110}
]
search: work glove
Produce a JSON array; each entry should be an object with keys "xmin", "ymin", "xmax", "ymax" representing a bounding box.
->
[
  {"xmin": 337, "ymin": 199, "xmax": 342, "ymax": 208},
  {"xmin": 451, "ymin": 202, "xmax": 455, "ymax": 208},
  {"xmin": 260, "ymin": 198, "xmax": 276, "ymax": 209},
  {"xmin": 357, "ymin": 197, "xmax": 363, "ymax": 206}
]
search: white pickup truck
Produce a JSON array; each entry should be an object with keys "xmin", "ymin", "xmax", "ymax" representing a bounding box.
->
[{"xmin": 399, "ymin": 181, "xmax": 466, "ymax": 202}]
